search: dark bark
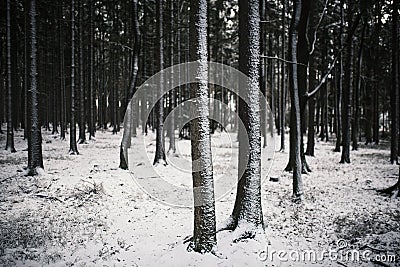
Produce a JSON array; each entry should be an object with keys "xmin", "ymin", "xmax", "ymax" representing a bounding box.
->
[
  {"xmin": 187, "ymin": 0, "xmax": 217, "ymax": 254},
  {"xmin": 69, "ymin": 0, "xmax": 79, "ymax": 155},
  {"xmin": 5, "ymin": 0, "xmax": 16, "ymax": 153},
  {"xmin": 340, "ymin": 2, "xmax": 354, "ymax": 164},
  {"xmin": 285, "ymin": 0, "xmax": 310, "ymax": 173},
  {"xmin": 280, "ymin": 0, "xmax": 286, "ymax": 152},
  {"xmin": 390, "ymin": 0, "xmax": 399, "ymax": 164},
  {"xmin": 288, "ymin": 0, "xmax": 303, "ymax": 199},
  {"xmin": 120, "ymin": 0, "xmax": 141, "ymax": 169},
  {"xmin": 352, "ymin": 24, "xmax": 365, "ymax": 151},
  {"xmin": 27, "ymin": 0, "xmax": 44, "ymax": 175},
  {"xmin": 153, "ymin": 0, "xmax": 166, "ymax": 165},
  {"xmin": 78, "ymin": 0, "xmax": 86, "ymax": 144},
  {"xmin": 89, "ymin": 0, "xmax": 95, "ymax": 139}
]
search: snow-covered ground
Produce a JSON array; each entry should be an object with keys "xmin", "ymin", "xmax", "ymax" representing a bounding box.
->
[{"xmin": 0, "ymin": 126, "xmax": 399, "ymax": 266}]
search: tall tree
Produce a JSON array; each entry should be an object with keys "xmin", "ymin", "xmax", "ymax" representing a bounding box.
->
[
  {"xmin": 27, "ymin": 0, "xmax": 44, "ymax": 175},
  {"xmin": 5, "ymin": 0, "xmax": 16, "ymax": 153},
  {"xmin": 390, "ymin": 0, "xmax": 399, "ymax": 164},
  {"xmin": 280, "ymin": 0, "xmax": 287, "ymax": 152},
  {"xmin": 187, "ymin": 0, "xmax": 217, "ymax": 253},
  {"xmin": 78, "ymin": 0, "xmax": 86, "ymax": 144},
  {"xmin": 153, "ymin": 0, "xmax": 166, "ymax": 165},
  {"xmin": 340, "ymin": 1, "xmax": 354, "ymax": 164},
  {"xmin": 285, "ymin": 0, "xmax": 310, "ymax": 174},
  {"xmin": 288, "ymin": 0, "xmax": 303, "ymax": 199},
  {"xmin": 120, "ymin": 0, "xmax": 141, "ymax": 170},
  {"xmin": 219, "ymin": 0, "xmax": 264, "ymax": 240},
  {"xmin": 69, "ymin": 0, "xmax": 79, "ymax": 155}
]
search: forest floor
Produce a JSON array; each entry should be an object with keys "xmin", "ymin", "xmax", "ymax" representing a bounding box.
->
[{"xmin": 0, "ymin": 126, "xmax": 399, "ymax": 267}]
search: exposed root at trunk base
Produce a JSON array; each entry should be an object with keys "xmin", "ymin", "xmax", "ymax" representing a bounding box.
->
[
  {"xmin": 377, "ymin": 182, "xmax": 400, "ymax": 198},
  {"xmin": 217, "ymin": 217, "xmax": 265, "ymax": 243},
  {"xmin": 231, "ymin": 221, "xmax": 265, "ymax": 243}
]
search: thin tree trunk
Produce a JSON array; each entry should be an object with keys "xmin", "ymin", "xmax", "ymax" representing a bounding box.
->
[
  {"xmin": 78, "ymin": 0, "xmax": 86, "ymax": 144},
  {"xmin": 288, "ymin": 0, "xmax": 303, "ymax": 199},
  {"xmin": 120, "ymin": 0, "xmax": 141, "ymax": 169},
  {"xmin": 390, "ymin": 0, "xmax": 399, "ymax": 163},
  {"xmin": 153, "ymin": 0, "xmax": 166, "ymax": 165},
  {"xmin": 5, "ymin": 0, "xmax": 16, "ymax": 153},
  {"xmin": 89, "ymin": 0, "xmax": 95, "ymax": 139},
  {"xmin": 280, "ymin": 0, "xmax": 286, "ymax": 152},
  {"xmin": 340, "ymin": 2, "xmax": 354, "ymax": 164},
  {"xmin": 352, "ymin": 24, "xmax": 365, "ymax": 151},
  {"xmin": 69, "ymin": 0, "xmax": 79, "ymax": 155}
]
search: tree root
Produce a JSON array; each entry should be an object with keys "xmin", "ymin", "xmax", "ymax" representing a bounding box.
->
[{"xmin": 377, "ymin": 182, "xmax": 400, "ymax": 198}]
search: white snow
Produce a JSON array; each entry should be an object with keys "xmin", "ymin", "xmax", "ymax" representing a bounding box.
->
[{"xmin": 0, "ymin": 126, "xmax": 399, "ymax": 266}]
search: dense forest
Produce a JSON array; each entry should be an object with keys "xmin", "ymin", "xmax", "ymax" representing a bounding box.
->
[{"xmin": 0, "ymin": 0, "xmax": 399, "ymax": 265}]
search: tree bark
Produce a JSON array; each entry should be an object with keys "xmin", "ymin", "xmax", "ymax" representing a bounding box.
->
[
  {"xmin": 27, "ymin": 0, "xmax": 44, "ymax": 175},
  {"xmin": 5, "ymin": 0, "xmax": 16, "ymax": 153},
  {"xmin": 187, "ymin": 0, "xmax": 217, "ymax": 253},
  {"xmin": 220, "ymin": 0, "xmax": 264, "ymax": 240},
  {"xmin": 69, "ymin": 0, "xmax": 79, "ymax": 155},
  {"xmin": 120, "ymin": 0, "xmax": 141, "ymax": 169},
  {"xmin": 153, "ymin": 0, "xmax": 166, "ymax": 165},
  {"xmin": 288, "ymin": 0, "xmax": 303, "ymax": 199}
]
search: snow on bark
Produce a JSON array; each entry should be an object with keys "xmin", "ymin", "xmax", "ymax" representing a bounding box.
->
[
  {"xmin": 188, "ymin": 0, "xmax": 217, "ymax": 254},
  {"xmin": 220, "ymin": 0, "xmax": 264, "ymax": 240}
]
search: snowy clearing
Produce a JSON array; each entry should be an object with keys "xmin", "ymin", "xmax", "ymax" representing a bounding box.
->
[{"xmin": 0, "ymin": 127, "xmax": 399, "ymax": 266}]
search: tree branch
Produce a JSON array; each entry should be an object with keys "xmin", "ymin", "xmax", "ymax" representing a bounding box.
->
[
  {"xmin": 261, "ymin": 55, "xmax": 307, "ymax": 67},
  {"xmin": 306, "ymin": 13, "xmax": 362, "ymax": 99}
]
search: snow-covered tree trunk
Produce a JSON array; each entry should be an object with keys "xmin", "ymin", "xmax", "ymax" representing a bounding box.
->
[
  {"xmin": 168, "ymin": 0, "xmax": 176, "ymax": 154},
  {"xmin": 69, "ymin": 0, "xmax": 79, "ymax": 155},
  {"xmin": 220, "ymin": 0, "xmax": 264, "ymax": 241},
  {"xmin": 153, "ymin": 0, "xmax": 166, "ymax": 165},
  {"xmin": 5, "ymin": 0, "xmax": 16, "ymax": 153},
  {"xmin": 27, "ymin": 0, "xmax": 44, "ymax": 175},
  {"xmin": 188, "ymin": 0, "xmax": 216, "ymax": 253}
]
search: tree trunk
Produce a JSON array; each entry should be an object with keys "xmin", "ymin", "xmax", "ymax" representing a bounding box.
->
[
  {"xmin": 78, "ymin": 0, "xmax": 86, "ymax": 144},
  {"xmin": 288, "ymin": 0, "xmax": 303, "ymax": 199},
  {"xmin": 5, "ymin": 0, "xmax": 16, "ymax": 153},
  {"xmin": 187, "ymin": 0, "xmax": 217, "ymax": 253},
  {"xmin": 220, "ymin": 0, "xmax": 264, "ymax": 241},
  {"xmin": 120, "ymin": 0, "xmax": 141, "ymax": 169},
  {"xmin": 89, "ymin": 0, "xmax": 95, "ymax": 139},
  {"xmin": 69, "ymin": 0, "xmax": 79, "ymax": 155},
  {"xmin": 391, "ymin": 0, "xmax": 399, "ymax": 164},
  {"xmin": 153, "ymin": 0, "xmax": 166, "ymax": 165},
  {"xmin": 27, "ymin": 0, "xmax": 44, "ymax": 175},
  {"xmin": 352, "ymin": 24, "xmax": 365, "ymax": 151},
  {"xmin": 280, "ymin": 0, "xmax": 286, "ymax": 152}
]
